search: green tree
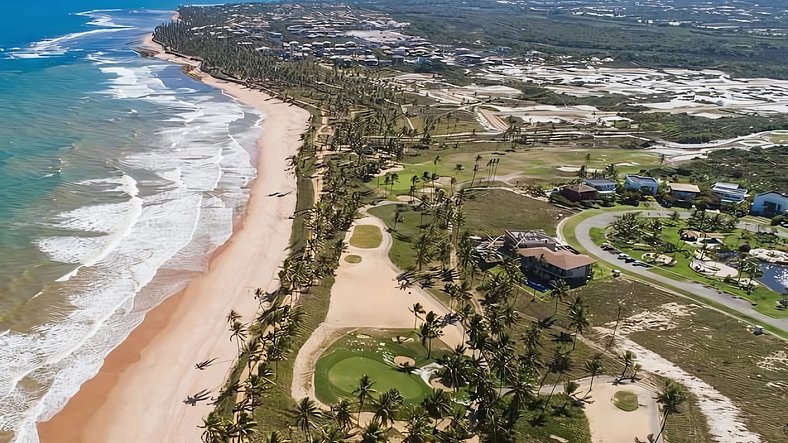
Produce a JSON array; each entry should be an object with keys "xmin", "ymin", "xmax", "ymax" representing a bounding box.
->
[
  {"xmin": 654, "ymin": 381, "xmax": 688, "ymax": 443},
  {"xmin": 353, "ymin": 375, "xmax": 377, "ymax": 423}
]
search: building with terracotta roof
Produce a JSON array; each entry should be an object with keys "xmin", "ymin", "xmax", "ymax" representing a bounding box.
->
[{"xmin": 518, "ymin": 247, "xmax": 596, "ymax": 287}]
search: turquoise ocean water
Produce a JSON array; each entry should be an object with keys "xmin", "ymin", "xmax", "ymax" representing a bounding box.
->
[{"xmin": 0, "ymin": 3, "xmax": 266, "ymax": 441}]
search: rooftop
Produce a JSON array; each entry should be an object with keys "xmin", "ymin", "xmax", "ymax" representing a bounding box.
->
[
  {"xmin": 584, "ymin": 178, "xmax": 616, "ymax": 186},
  {"xmin": 563, "ymin": 184, "xmax": 597, "ymax": 193},
  {"xmin": 625, "ymin": 174, "xmax": 658, "ymax": 185},
  {"xmin": 518, "ymin": 247, "xmax": 596, "ymax": 270},
  {"xmin": 669, "ymin": 183, "xmax": 701, "ymax": 193}
]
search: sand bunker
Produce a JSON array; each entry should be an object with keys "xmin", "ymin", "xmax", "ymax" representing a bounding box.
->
[
  {"xmin": 757, "ymin": 350, "xmax": 788, "ymax": 372},
  {"xmin": 394, "ymin": 356, "xmax": 416, "ymax": 367},
  {"xmin": 606, "ymin": 302, "xmax": 695, "ymax": 335},
  {"xmin": 595, "ymin": 325, "xmax": 763, "ymax": 443}
]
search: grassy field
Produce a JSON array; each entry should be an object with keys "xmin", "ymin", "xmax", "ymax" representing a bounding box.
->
[
  {"xmin": 349, "ymin": 224, "xmax": 383, "ymax": 249},
  {"xmin": 313, "ymin": 329, "xmax": 448, "ymax": 405},
  {"xmin": 576, "ymin": 280, "xmax": 788, "ymax": 443},
  {"xmin": 463, "ymin": 189, "xmax": 568, "ymax": 236},
  {"xmin": 368, "ymin": 204, "xmax": 423, "ymax": 270},
  {"xmin": 371, "ymin": 144, "xmax": 662, "ymax": 200}
]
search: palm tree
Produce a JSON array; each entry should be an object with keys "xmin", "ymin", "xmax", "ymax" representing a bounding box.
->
[
  {"xmin": 234, "ymin": 412, "xmax": 257, "ymax": 442},
  {"xmin": 264, "ymin": 430, "xmax": 290, "ymax": 443},
  {"xmin": 402, "ymin": 405, "xmax": 431, "ymax": 443},
  {"xmin": 331, "ymin": 399, "xmax": 354, "ymax": 431},
  {"xmin": 653, "ymin": 381, "xmax": 688, "ymax": 443},
  {"xmin": 421, "ymin": 389, "xmax": 453, "ymax": 427},
  {"xmin": 373, "ymin": 389, "xmax": 404, "ymax": 427},
  {"xmin": 418, "ymin": 312, "xmax": 444, "ymax": 358},
  {"xmin": 414, "ymin": 233, "xmax": 432, "ymax": 270},
  {"xmin": 292, "ymin": 397, "xmax": 322, "ymax": 440},
  {"xmin": 584, "ymin": 357, "xmax": 603, "ymax": 396},
  {"xmin": 410, "ymin": 303, "xmax": 426, "ymax": 329},
  {"xmin": 619, "ymin": 350, "xmax": 637, "ymax": 382},
  {"xmin": 567, "ymin": 296, "xmax": 590, "ymax": 351},
  {"xmin": 361, "ymin": 418, "xmax": 388, "ymax": 443},
  {"xmin": 318, "ymin": 424, "xmax": 351, "ymax": 443},
  {"xmin": 549, "ymin": 279, "xmax": 569, "ymax": 317},
  {"xmin": 230, "ymin": 320, "xmax": 247, "ymax": 355},
  {"xmin": 199, "ymin": 411, "xmax": 232, "ymax": 443},
  {"xmin": 353, "ymin": 375, "xmax": 377, "ymax": 423}
]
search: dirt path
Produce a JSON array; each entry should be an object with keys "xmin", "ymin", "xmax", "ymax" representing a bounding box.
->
[{"xmin": 290, "ymin": 208, "xmax": 463, "ymax": 406}]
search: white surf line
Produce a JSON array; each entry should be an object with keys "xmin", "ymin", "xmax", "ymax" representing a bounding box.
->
[{"xmin": 597, "ymin": 326, "xmax": 763, "ymax": 443}]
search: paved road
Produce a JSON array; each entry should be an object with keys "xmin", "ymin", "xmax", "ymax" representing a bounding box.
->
[{"xmin": 572, "ymin": 210, "xmax": 788, "ymax": 332}]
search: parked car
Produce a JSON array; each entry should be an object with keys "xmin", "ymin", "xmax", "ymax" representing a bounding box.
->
[
  {"xmin": 618, "ymin": 253, "xmax": 629, "ymax": 260},
  {"xmin": 624, "ymin": 257, "xmax": 636, "ymax": 263},
  {"xmin": 632, "ymin": 260, "xmax": 648, "ymax": 267}
]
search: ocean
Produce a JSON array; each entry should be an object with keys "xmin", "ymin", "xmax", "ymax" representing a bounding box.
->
[{"xmin": 0, "ymin": 3, "xmax": 265, "ymax": 442}]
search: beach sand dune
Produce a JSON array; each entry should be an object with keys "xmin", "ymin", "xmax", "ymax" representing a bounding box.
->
[{"xmin": 37, "ymin": 36, "xmax": 310, "ymax": 443}]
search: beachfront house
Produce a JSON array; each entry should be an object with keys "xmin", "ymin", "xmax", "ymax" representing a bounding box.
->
[
  {"xmin": 712, "ymin": 182, "xmax": 748, "ymax": 205},
  {"xmin": 668, "ymin": 182, "xmax": 701, "ymax": 203},
  {"xmin": 583, "ymin": 178, "xmax": 617, "ymax": 199},
  {"xmin": 518, "ymin": 247, "xmax": 596, "ymax": 287},
  {"xmin": 560, "ymin": 184, "xmax": 598, "ymax": 202},
  {"xmin": 624, "ymin": 175, "xmax": 659, "ymax": 195},
  {"xmin": 751, "ymin": 191, "xmax": 788, "ymax": 217}
]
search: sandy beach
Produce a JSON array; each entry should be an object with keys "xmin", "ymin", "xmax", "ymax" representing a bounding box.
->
[{"xmin": 37, "ymin": 35, "xmax": 310, "ymax": 443}]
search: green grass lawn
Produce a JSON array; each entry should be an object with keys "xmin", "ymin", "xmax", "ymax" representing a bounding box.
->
[
  {"xmin": 463, "ymin": 189, "xmax": 568, "ymax": 236},
  {"xmin": 349, "ymin": 224, "xmax": 383, "ymax": 248},
  {"xmin": 612, "ymin": 390, "xmax": 639, "ymax": 412},
  {"xmin": 368, "ymin": 204, "xmax": 424, "ymax": 270},
  {"xmin": 314, "ymin": 330, "xmax": 448, "ymax": 405},
  {"xmin": 344, "ymin": 254, "xmax": 362, "ymax": 263}
]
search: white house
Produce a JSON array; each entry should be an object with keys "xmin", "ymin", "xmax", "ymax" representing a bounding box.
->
[
  {"xmin": 751, "ymin": 191, "xmax": 788, "ymax": 216},
  {"xmin": 712, "ymin": 182, "xmax": 748, "ymax": 204}
]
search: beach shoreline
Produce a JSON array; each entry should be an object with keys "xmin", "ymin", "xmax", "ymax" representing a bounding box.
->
[{"xmin": 37, "ymin": 34, "xmax": 310, "ymax": 443}]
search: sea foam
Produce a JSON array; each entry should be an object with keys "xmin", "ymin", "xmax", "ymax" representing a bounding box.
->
[{"xmin": 0, "ymin": 32, "xmax": 260, "ymax": 443}]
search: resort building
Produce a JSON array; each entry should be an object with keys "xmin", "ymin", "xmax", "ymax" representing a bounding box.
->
[
  {"xmin": 711, "ymin": 182, "xmax": 748, "ymax": 204},
  {"xmin": 751, "ymin": 191, "xmax": 788, "ymax": 216},
  {"xmin": 560, "ymin": 184, "xmax": 598, "ymax": 202},
  {"xmin": 504, "ymin": 230, "xmax": 558, "ymax": 251},
  {"xmin": 668, "ymin": 182, "xmax": 701, "ymax": 203},
  {"xmin": 517, "ymin": 247, "xmax": 596, "ymax": 287},
  {"xmin": 624, "ymin": 175, "xmax": 659, "ymax": 195},
  {"xmin": 583, "ymin": 178, "xmax": 617, "ymax": 199}
]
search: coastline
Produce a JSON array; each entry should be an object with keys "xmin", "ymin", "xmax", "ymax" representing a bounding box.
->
[{"xmin": 37, "ymin": 34, "xmax": 310, "ymax": 443}]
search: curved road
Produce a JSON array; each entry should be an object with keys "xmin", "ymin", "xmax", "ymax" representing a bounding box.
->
[{"xmin": 572, "ymin": 210, "xmax": 788, "ymax": 332}]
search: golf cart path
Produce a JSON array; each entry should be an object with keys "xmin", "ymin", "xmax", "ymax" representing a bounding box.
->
[
  {"xmin": 571, "ymin": 210, "xmax": 788, "ymax": 332},
  {"xmin": 291, "ymin": 209, "xmax": 463, "ymax": 405}
]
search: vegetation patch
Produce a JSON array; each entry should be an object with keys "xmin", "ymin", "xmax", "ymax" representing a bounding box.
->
[
  {"xmin": 613, "ymin": 390, "xmax": 640, "ymax": 412},
  {"xmin": 349, "ymin": 224, "xmax": 383, "ymax": 249},
  {"xmin": 463, "ymin": 189, "xmax": 568, "ymax": 236},
  {"xmin": 344, "ymin": 254, "xmax": 362, "ymax": 264}
]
